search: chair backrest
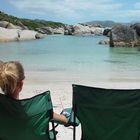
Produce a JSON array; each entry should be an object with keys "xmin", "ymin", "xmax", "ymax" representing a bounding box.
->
[
  {"xmin": 0, "ymin": 91, "xmax": 54, "ymax": 140},
  {"xmin": 72, "ymin": 84, "xmax": 140, "ymax": 140}
]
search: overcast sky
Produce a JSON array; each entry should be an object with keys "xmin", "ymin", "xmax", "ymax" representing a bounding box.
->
[{"xmin": 0, "ymin": 0, "xmax": 140, "ymax": 24}]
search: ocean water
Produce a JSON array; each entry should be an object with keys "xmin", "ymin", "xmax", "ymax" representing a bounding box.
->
[{"xmin": 0, "ymin": 35, "xmax": 140, "ymax": 83}]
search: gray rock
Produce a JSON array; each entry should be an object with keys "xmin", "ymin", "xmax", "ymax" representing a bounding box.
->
[
  {"xmin": 41, "ymin": 27, "xmax": 54, "ymax": 34},
  {"xmin": 35, "ymin": 28, "xmax": 46, "ymax": 34},
  {"xmin": 90, "ymin": 27, "xmax": 104, "ymax": 35},
  {"xmin": 6, "ymin": 23, "xmax": 18, "ymax": 29},
  {"xmin": 68, "ymin": 24, "xmax": 104, "ymax": 36},
  {"xmin": 15, "ymin": 20, "xmax": 28, "ymax": 30},
  {"xmin": 72, "ymin": 24, "xmax": 91, "ymax": 35},
  {"xmin": 110, "ymin": 24, "xmax": 137, "ymax": 47},
  {"xmin": 37, "ymin": 26, "xmax": 65, "ymax": 35},
  {"xmin": 131, "ymin": 23, "xmax": 140, "ymax": 36},
  {"xmin": 64, "ymin": 25, "xmax": 74, "ymax": 35},
  {"xmin": 53, "ymin": 27, "xmax": 64, "ymax": 34},
  {"xmin": 103, "ymin": 28, "xmax": 111, "ymax": 36},
  {"xmin": 0, "ymin": 21, "xmax": 23, "ymax": 29},
  {"xmin": 98, "ymin": 40, "xmax": 109, "ymax": 45},
  {"xmin": 0, "ymin": 21, "xmax": 9, "ymax": 28},
  {"xmin": 35, "ymin": 33, "xmax": 45, "ymax": 39},
  {"xmin": 112, "ymin": 25, "xmax": 134, "ymax": 41}
]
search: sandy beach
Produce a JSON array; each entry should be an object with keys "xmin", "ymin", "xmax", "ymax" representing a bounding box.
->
[{"xmin": 18, "ymin": 71, "xmax": 140, "ymax": 140}]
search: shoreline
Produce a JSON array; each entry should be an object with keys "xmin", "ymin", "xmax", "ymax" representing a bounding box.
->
[{"xmin": 21, "ymin": 70, "xmax": 140, "ymax": 99}]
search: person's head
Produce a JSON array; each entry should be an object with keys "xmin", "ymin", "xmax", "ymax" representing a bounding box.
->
[{"xmin": 0, "ymin": 61, "xmax": 25, "ymax": 99}]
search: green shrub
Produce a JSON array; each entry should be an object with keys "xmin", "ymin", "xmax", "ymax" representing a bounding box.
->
[{"xmin": 0, "ymin": 11, "xmax": 64, "ymax": 29}]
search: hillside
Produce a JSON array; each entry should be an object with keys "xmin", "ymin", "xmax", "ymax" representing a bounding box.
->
[
  {"xmin": 0, "ymin": 11, "xmax": 64, "ymax": 30},
  {"xmin": 86, "ymin": 20, "xmax": 130, "ymax": 27}
]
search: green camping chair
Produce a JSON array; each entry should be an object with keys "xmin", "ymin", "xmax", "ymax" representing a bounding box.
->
[
  {"xmin": 72, "ymin": 84, "xmax": 140, "ymax": 140},
  {"xmin": 0, "ymin": 91, "xmax": 56, "ymax": 140}
]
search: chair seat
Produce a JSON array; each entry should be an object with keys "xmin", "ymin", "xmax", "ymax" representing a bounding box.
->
[
  {"xmin": 0, "ymin": 91, "xmax": 54, "ymax": 140},
  {"xmin": 73, "ymin": 84, "xmax": 140, "ymax": 140}
]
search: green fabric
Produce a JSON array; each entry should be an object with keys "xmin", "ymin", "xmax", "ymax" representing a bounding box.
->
[
  {"xmin": 73, "ymin": 84, "xmax": 140, "ymax": 140},
  {"xmin": 0, "ymin": 91, "xmax": 53, "ymax": 140}
]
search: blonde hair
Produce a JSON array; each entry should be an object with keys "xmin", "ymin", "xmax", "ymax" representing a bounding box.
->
[
  {"xmin": 0, "ymin": 60, "xmax": 3, "ymax": 66},
  {"xmin": 0, "ymin": 61, "xmax": 25, "ymax": 96}
]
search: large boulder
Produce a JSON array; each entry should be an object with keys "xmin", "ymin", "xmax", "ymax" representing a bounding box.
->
[
  {"xmin": 40, "ymin": 27, "xmax": 54, "ymax": 34},
  {"xmin": 67, "ymin": 24, "xmax": 105, "ymax": 36},
  {"xmin": 37, "ymin": 26, "xmax": 65, "ymax": 34},
  {"xmin": 6, "ymin": 23, "xmax": 19, "ymax": 29},
  {"xmin": 103, "ymin": 28, "xmax": 111, "ymax": 36},
  {"xmin": 0, "ymin": 21, "xmax": 9, "ymax": 28},
  {"xmin": 109, "ymin": 24, "xmax": 139, "ymax": 47},
  {"xmin": 35, "ymin": 33, "xmax": 45, "ymax": 39},
  {"xmin": 0, "ymin": 27, "xmax": 19, "ymax": 41},
  {"xmin": 90, "ymin": 27, "xmax": 104, "ymax": 35},
  {"xmin": 0, "ymin": 27, "xmax": 44, "ymax": 42},
  {"xmin": 15, "ymin": 20, "xmax": 28, "ymax": 30},
  {"xmin": 64, "ymin": 25, "xmax": 74, "ymax": 35},
  {"xmin": 72, "ymin": 24, "xmax": 91, "ymax": 35},
  {"xmin": 131, "ymin": 23, "xmax": 140, "ymax": 36},
  {"xmin": 35, "ymin": 28, "xmax": 46, "ymax": 34},
  {"xmin": 0, "ymin": 21, "xmax": 23, "ymax": 29},
  {"xmin": 53, "ymin": 27, "xmax": 64, "ymax": 34},
  {"xmin": 18, "ymin": 30, "xmax": 38, "ymax": 41}
]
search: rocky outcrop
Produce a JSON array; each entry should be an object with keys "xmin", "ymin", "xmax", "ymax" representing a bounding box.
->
[
  {"xmin": 37, "ymin": 23, "xmax": 108, "ymax": 36},
  {"xmin": 0, "ymin": 21, "xmax": 9, "ymax": 28},
  {"xmin": 53, "ymin": 27, "xmax": 64, "ymax": 34},
  {"xmin": 35, "ymin": 24, "xmax": 105, "ymax": 36},
  {"xmin": 131, "ymin": 23, "xmax": 140, "ymax": 36},
  {"xmin": 6, "ymin": 23, "xmax": 18, "ymax": 29},
  {"xmin": 35, "ymin": 28, "xmax": 46, "ymax": 34},
  {"xmin": 15, "ymin": 20, "xmax": 28, "ymax": 30},
  {"xmin": 109, "ymin": 24, "xmax": 140, "ymax": 47},
  {"xmin": 0, "ymin": 21, "xmax": 22, "ymax": 29},
  {"xmin": 0, "ymin": 21, "xmax": 44, "ymax": 42},
  {"xmin": 36, "ymin": 26, "xmax": 65, "ymax": 34},
  {"xmin": 64, "ymin": 24, "xmax": 105, "ymax": 36},
  {"xmin": 90, "ymin": 26, "xmax": 104, "ymax": 35},
  {"xmin": 41, "ymin": 27, "xmax": 54, "ymax": 34},
  {"xmin": 72, "ymin": 24, "xmax": 91, "ymax": 35},
  {"xmin": 35, "ymin": 33, "xmax": 45, "ymax": 39},
  {"xmin": 0, "ymin": 27, "xmax": 19, "ymax": 41},
  {"xmin": 64, "ymin": 25, "xmax": 74, "ymax": 35},
  {"xmin": 0, "ymin": 27, "xmax": 44, "ymax": 42}
]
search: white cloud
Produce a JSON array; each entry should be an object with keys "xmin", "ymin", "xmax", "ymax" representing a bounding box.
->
[
  {"xmin": 9, "ymin": 0, "xmax": 122, "ymax": 20},
  {"xmin": 117, "ymin": 10, "xmax": 140, "ymax": 19},
  {"xmin": 8, "ymin": 0, "xmax": 140, "ymax": 23}
]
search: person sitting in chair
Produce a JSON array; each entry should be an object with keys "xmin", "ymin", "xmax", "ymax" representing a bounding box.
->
[{"xmin": 0, "ymin": 61, "xmax": 68, "ymax": 125}]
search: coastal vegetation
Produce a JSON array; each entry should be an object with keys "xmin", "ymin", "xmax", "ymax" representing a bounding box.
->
[{"xmin": 0, "ymin": 11, "xmax": 64, "ymax": 30}]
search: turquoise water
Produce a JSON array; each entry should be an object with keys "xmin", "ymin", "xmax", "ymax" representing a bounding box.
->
[{"xmin": 0, "ymin": 35, "xmax": 140, "ymax": 82}]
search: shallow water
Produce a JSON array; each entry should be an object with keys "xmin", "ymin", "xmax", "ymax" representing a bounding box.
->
[{"xmin": 0, "ymin": 35, "xmax": 140, "ymax": 83}]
